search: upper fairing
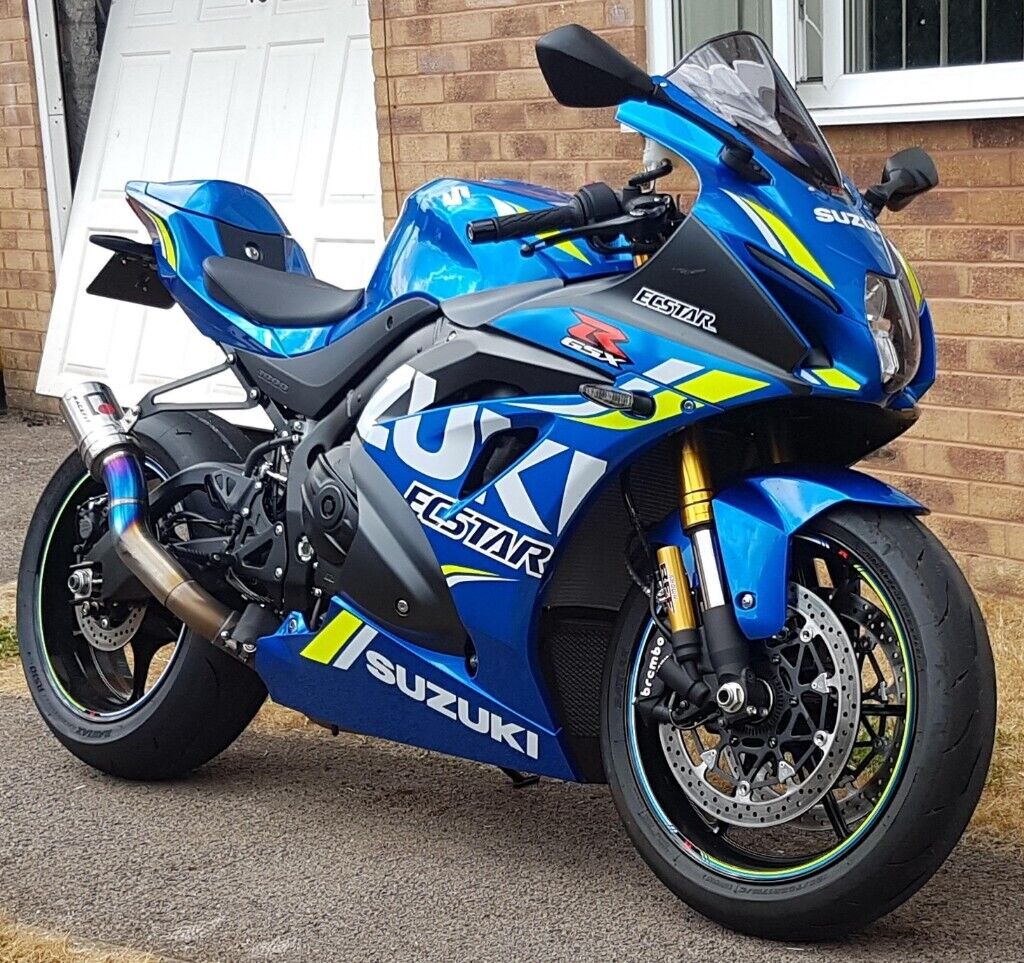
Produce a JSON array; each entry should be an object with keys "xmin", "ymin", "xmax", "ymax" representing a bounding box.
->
[
  {"xmin": 616, "ymin": 90, "xmax": 932, "ymax": 405},
  {"xmin": 618, "ymin": 93, "xmax": 898, "ymax": 304}
]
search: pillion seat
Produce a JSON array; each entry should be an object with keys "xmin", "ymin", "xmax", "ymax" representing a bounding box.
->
[{"xmin": 203, "ymin": 255, "xmax": 364, "ymax": 328}]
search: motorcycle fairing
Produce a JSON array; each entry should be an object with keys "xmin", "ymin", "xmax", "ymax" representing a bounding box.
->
[
  {"xmin": 616, "ymin": 97, "xmax": 936, "ymax": 408},
  {"xmin": 255, "ymin": 596, "xmax": 578, "ymax": 780},
  {"xmin": 126, "ymin": 177, "xmax": 631, "ymax": 358},
  {"xmin": 252, "ymin": 314, "xmax": 799, "ymax": 778},
  {"xmin": 650, "ymin": 467, "xmax": 924, "ymax": 640}
]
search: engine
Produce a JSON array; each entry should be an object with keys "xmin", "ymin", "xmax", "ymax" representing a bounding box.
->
[{"xmin": 300, "ymin": 443, "xmax": 360, "ymax": 574}]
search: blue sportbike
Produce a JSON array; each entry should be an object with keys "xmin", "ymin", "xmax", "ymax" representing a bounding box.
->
[{"xmin": 19, "ymin": 27, "xmax": 995, "ymax": 939}]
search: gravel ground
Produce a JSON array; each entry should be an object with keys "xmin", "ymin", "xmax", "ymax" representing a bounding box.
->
[
  {"xmin": 2, "ymin": 692, "xmax": 1023, "ymax": 963},
  {"xmin": 0, "ymin": 413, "xmax": 70, "ymax": 581}
]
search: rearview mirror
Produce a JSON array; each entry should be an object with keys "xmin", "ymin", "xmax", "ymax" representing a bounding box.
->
[
  {"xmin": 536, "ymin": 24, "xmax": 654, "ymax": 108},
  {"xmin": 863, "ymin": 147, "xmax": 939, "ymax": 215}
]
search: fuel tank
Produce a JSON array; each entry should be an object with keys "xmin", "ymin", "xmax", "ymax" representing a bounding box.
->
[{"xmin": 361, "ymin": 177, "xmax": 632, "ymax": 315}]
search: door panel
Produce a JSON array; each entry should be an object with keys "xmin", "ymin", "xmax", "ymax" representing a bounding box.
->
[{"xmin": 37, "ymin": 0, "xmax": 384, "ymax": 419}]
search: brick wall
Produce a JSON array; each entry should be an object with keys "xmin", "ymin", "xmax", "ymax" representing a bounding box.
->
[
  {"xmin": 828, "ymin": 121, "xmax": 1024, "ymax": 597},
  {"xmin": 369, "ymin": 0, "xmax": 648, "ymax": 228},
  {"xmin": 0, "ymin": 0, "xmax": 55, "ymax": 414}
]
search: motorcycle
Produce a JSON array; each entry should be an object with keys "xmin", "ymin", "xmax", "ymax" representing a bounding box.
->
[{"xmin": 18, "ymin": 25, "xmax": 995, "ymax": 939}]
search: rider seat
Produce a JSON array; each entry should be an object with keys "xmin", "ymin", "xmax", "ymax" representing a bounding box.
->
[{"xmin": 203, "ymin": 256, "xmax": 364, "ymax": 328}]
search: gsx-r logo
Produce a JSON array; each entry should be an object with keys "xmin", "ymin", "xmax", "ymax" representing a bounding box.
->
[{"xmin": 561, "ymin": 312, "xmax": 632, "ymax": 368}]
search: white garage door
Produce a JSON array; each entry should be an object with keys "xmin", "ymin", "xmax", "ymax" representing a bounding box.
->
[{"xmin": 37, "ymin": 0, "xmax": 384, "ymax": 410}]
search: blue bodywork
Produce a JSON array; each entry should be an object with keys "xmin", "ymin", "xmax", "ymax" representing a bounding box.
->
[
  {"xmin": 128, "ymin": 177, "xmax": 631, "ymax": 356},
  {"xmin": 650, "ymin": 468, "xmax": 924, "ymax": 641},
  {"xmin": 124, "ymin": 71, "xmax": 937, "ymax": 781}
]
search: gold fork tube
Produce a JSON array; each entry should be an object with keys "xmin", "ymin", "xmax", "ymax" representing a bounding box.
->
[{"xmin": 680, "ymin": 424, "xmax": 714, "ymax": 531}]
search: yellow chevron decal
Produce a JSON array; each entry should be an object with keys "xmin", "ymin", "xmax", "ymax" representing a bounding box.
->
[
  {"xmin": 300, "ymin": 609, "xmax": 363, "ymax": 664},
  {"xmin": 812, "ymin": 367, "xmax": 861, "ymax": 391},
  {"xmin": 441, "ymin": 563, "xmax": 513, "ymax": 586},
  {"xmin": 892, "ymin": 247, "xmax": 923, "ymax": 308},
  {"xmin": 146, "ymin": 211, "xmax": 177, "ymax": 271},
  {"xmin": 538, "ymin": 229, "xmax": 590, "ymax": 264},
  {"xmin": 679, "ymin": 370, "xmax": 770, "ymax": 404},
  {"xmin": 744, "ymin": 199, "xmax": 833, "ymax": 288},
  {"xmin": 442, "ymin": 564, "xmax": 490, "ymax": 576}
]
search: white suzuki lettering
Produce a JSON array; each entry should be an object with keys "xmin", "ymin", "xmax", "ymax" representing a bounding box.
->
[
  {"xmin": 426, "ymin": 681, "xmax": 458, "ymax": 720},
  {"xmin": 365, "ymin": 651, "xmax": 540, "ymax": 760},
  {"xmin": 365, "ymin": 649, "xmax": 396, "ymax": 685},
  {"xmin": 814, "ymin": 207, "xmax": 881, "ymax": 234},
  {"xmin": 393, "ymin": 404, "xmax": 479, "ymax": 481}
]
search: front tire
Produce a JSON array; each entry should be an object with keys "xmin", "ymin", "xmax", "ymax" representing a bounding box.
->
[
  {"xmin": 17, "ymin": 412, "xmax": 268, "ymax": 780},
  {"xmin": 601, "ymin": 506, "xmax": 995, "ymax": 940}
]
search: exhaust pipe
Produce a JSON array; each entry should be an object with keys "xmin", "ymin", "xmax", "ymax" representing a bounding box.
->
[{"xmin": 61, "ymin": 382, "xmax": 238, "ymax": 643}]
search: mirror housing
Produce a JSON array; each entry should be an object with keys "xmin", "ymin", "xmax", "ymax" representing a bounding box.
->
[
  {"xmin": 863, "ymin": 147, "xmax": 939, "ymax": 216},
  {"xmin": 536, "ymin": 24, "xmax": 654, "ymax": 108}
]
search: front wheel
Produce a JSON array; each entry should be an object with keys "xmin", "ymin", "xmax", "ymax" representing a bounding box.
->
[{"xmin": 602, "ymin": 506, "xmax": 995, "ymax": 940}]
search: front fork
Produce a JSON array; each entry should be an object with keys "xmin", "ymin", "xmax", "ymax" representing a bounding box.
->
[{"xmin": 654, "ymin": 426, "xmax": 759, "ymax": 718}]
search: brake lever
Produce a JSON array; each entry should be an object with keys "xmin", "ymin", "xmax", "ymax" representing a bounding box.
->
[{"xmin": 519, "ymin": 209, "xmax": 663, "ymax": 258}]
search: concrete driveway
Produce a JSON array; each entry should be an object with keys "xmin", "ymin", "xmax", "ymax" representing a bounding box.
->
[
  {"xmin": 2, "ymin": 413, "xmax": 1023, "ymax": 961},
  {"xmin": 3, "ymin": 690, "xmax": 1024, "ymax": 963},
  {"xmin": 0, "ymin": 413, "xmax": 69, "ymax": 581}
]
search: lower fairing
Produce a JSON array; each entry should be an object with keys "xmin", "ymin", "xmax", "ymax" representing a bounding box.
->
[{"xmin": 256, "ymin": 596, "xmax": 580, "ymax": 780}]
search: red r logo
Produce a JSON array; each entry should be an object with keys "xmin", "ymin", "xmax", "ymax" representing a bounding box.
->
[{"xmin": 564, "ymin": 312, "xmax": 631, "ymax": 366}]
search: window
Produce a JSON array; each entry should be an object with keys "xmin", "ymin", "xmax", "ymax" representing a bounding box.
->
[{"xmin": 652, "ymin": 1, "xmax": 1024, "ymax": 124}]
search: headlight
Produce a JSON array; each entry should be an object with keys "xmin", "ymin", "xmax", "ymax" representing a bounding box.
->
[{"xmin": 865, "ymin": 271, "xmax": 921, "ymax": 393}]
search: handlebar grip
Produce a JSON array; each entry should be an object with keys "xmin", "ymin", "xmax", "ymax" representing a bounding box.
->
[{"xmin": 467, "ymin": 202, "xmax": 584, "ymax": 244}]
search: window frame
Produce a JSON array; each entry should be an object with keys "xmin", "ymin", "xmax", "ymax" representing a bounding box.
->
[{"xmin": 652, "ymin": 0, "xmax": 1024, "ymax": 126}]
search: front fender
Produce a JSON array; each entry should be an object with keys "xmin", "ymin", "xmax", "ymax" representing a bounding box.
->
[{"xmin": 650, "ymin": 466, "xmax": 924, "ymax": 640}]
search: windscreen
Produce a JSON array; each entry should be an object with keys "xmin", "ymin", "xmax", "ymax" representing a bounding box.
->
[{"xmin": 665, "ymin": 32, "xmax": 844, "ymax": 191}]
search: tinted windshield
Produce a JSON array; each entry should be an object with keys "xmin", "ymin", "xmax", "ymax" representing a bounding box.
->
[{"xmin": 665, "ymin": 32, "xmax": 844, "ymax": 191}]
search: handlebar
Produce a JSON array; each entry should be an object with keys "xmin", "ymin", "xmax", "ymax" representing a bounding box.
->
[
  {"xmin": 465, "ymin": 177, "xmax": 679, "ymax": 257},
  {"xmin": 467, "ymin": 201, "xmax": 586, "ymax": 244},
  {"xmin": 467, "ymin": 182, "xmax": 625, "ymax": 245}
]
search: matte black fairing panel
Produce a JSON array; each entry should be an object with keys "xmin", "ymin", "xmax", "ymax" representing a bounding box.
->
[
  {"xmin": 340, "ymin": 438, "xmax": 469, "ymax": 655},
  {"xmin": 522, "ymin": 216, "xmax": 812, "ymax": 387}
]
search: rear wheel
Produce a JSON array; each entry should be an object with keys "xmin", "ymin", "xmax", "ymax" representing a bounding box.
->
[
  {"xmin": 17, "ymin": 412, "xmax": 267, "ymax": 780},
  {"xmin": 601, "ymin": 506, "xmax": 995, "ymax": 939}
]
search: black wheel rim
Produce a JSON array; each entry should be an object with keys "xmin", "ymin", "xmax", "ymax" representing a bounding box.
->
[
  {"xmin": 625, "ymin": 531, "xmax": 915, "ymax": 882},
  {"xmin": 35, "ymin": 462, "xmax": 186, "ymax": 720}
]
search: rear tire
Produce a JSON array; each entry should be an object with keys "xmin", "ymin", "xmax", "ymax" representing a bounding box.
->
[
  {"xmin": 17, "ymin": 411, "xmax": 268, "ymax": 780},
  {"xmin": 601, "ymin": 506, "xmax": 995, "ymax": 939}
]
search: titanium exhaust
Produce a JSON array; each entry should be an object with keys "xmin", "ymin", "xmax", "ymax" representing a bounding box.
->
[{"xmin": 60, "ymin": 382, "xmax": 237, "ymax": 643}]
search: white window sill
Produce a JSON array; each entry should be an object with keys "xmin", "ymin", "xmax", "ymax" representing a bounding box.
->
[{"xmin": 799, "ymin": 60, "xmax": 1024, "ymax": 126}]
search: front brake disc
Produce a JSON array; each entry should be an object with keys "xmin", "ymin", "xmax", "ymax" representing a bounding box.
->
[{"xmin": 658, "ymin": 583, "xmax": 861, "ymax": 827}]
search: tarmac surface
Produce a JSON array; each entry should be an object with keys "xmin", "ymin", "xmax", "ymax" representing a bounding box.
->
[
  {"xmin": 2, "ymin": 413, "xmax": 1023, "ymax": 962},
  {"xmin": 0, "ymin": 413, "xmax": 69, "ymax": 581},
  {"xmin": 4, "ymin": 692, "xmax": 1024, "ymax": 963}
]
